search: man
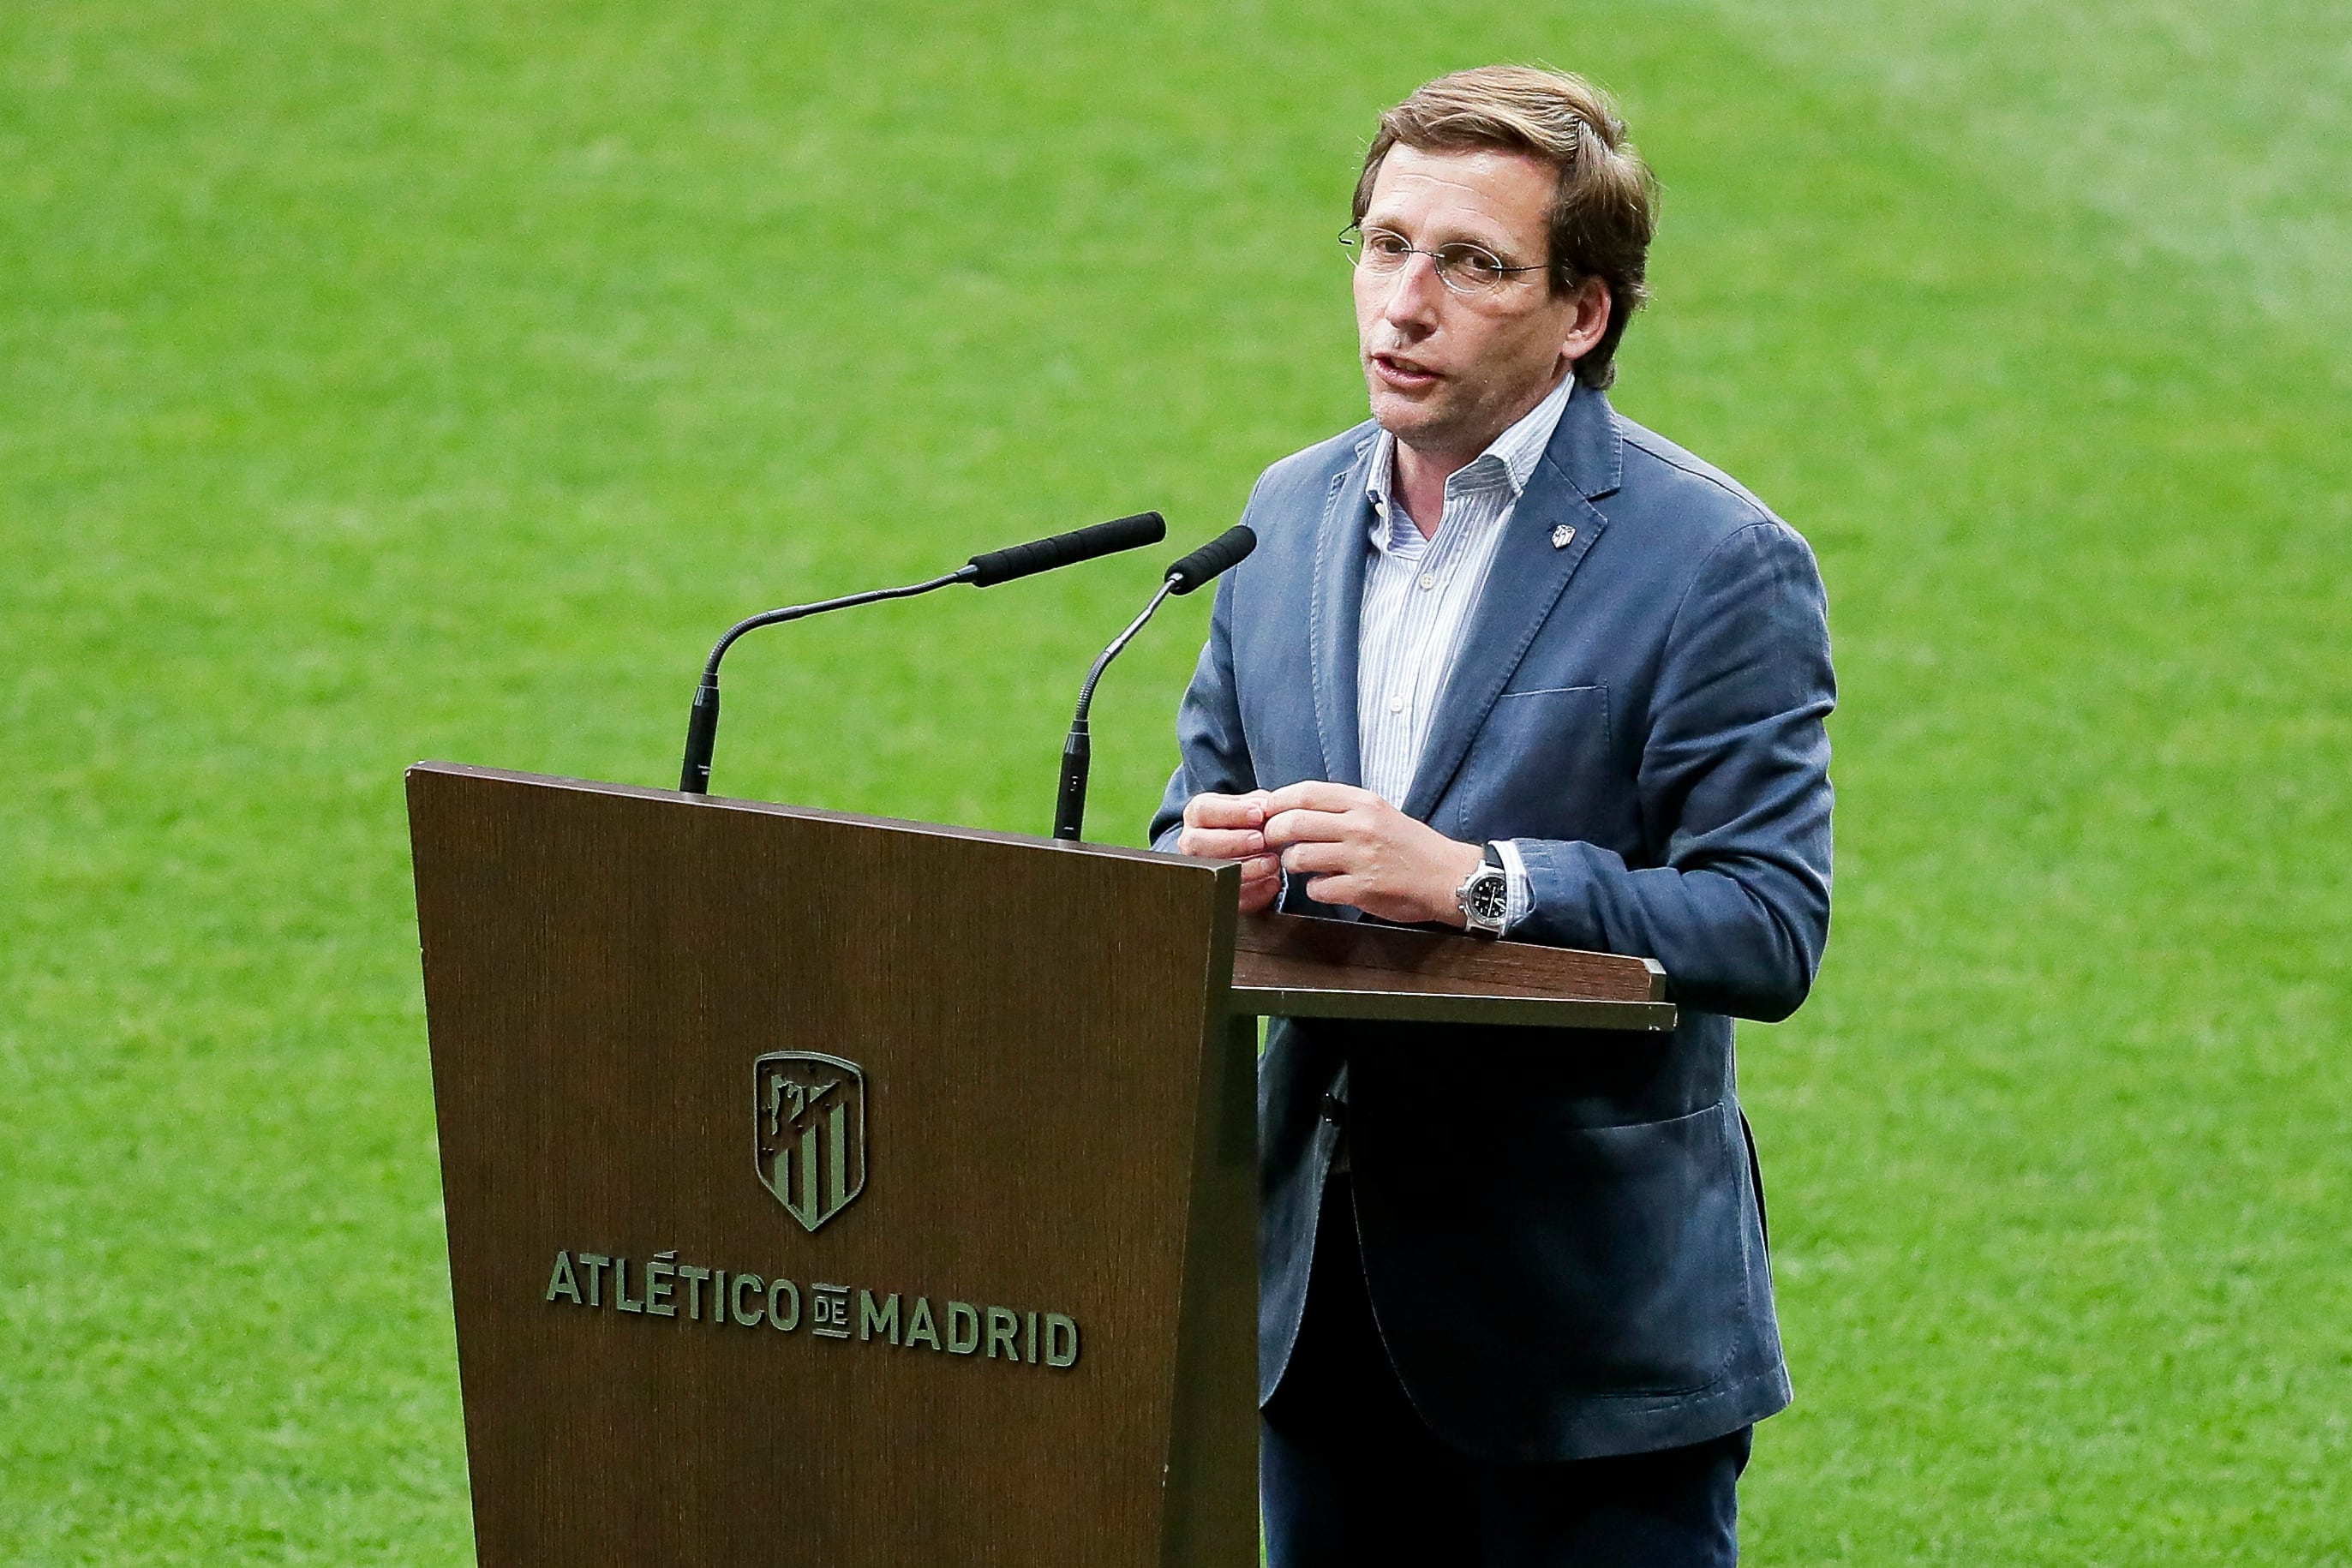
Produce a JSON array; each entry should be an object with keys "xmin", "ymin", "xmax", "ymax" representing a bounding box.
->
[{"xmin": 1148, "ymin": 68, "xmax": 1835, "ymax": 1565}]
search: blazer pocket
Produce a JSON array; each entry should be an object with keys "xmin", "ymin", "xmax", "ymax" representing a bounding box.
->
[
  {"xmin": 1511, "ymin": 1099, "xmax": 1749, "ymax": 1397},
  {"xmin": 1451, "ymin": 684, "xmax": 1621, "ymax": 844}
]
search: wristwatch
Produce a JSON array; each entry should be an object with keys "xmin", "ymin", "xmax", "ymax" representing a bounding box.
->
[{"xmin": 1453, "ymin": 843, "xmax": 1510, "ymax": 937}]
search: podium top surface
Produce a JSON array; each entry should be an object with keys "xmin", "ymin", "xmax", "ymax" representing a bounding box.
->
[
  {"xmin": 1229, "ymin": 911, "xmax": 1673, "ymax": 1031},
  {"xmin": 408, "ymin": 763, "xmax": 1676, "ymax": 1032},
  {"xmin": 410, "ymin": 761, "xmax": 1194, "ymax": 865}
]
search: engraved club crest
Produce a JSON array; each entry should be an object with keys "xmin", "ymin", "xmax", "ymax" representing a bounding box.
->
[{"xmin": 754, "ymin": 1051, "xmax": 866, "ymax": 1233}]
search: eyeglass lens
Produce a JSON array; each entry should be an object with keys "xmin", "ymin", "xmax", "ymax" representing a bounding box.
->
[{"xmin": 1345, "ymin": 228, "xmax": 1515, "ymax": 294}]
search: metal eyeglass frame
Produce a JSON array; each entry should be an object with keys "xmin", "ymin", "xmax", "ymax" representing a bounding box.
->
[{"xmin": 1339, "ymin": 224, "xmax": 1548, "ymax": 297}]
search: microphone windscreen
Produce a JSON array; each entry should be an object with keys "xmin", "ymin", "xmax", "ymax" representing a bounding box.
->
[
  {"xmin": 1164, "ymin": 525, "xmax": 1258, "ymax": 595},
  {"xmin": 967, "ymin": 511, "xmax": 1167, "ymax": 588}
]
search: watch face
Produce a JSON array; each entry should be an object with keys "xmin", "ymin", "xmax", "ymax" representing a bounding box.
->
[{"xmin": 1469, "ymin": 875, "xmax": 1508, "ymax": 922}]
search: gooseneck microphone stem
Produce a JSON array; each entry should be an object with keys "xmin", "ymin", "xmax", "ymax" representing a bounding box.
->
[
  {"xmin": 677, "ymin": 510, "xmax": 1168, "ymax": 797},
  {"xmin": 701, "ymin": 569, "xmax": 977, "ymax": 677},
  {"xmin": 679, "ymin": 568, "xmax": 975, "ymax": 794},
  {"xmin": 1073, "ymin": 581, "xmax": 1178, "ymax": 726},
  {"xmin": 1052, "ymin": 581, "xmax": 1177, "ymax": 841},
  {"xmin": 1051, "ymin": 523, "xmax": 1257, "ymax": 842}
]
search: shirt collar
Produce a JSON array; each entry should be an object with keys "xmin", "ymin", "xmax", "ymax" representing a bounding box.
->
[{"xmin": 1364, "ymin": 374, "xmax": 1575, "ymax": 535}]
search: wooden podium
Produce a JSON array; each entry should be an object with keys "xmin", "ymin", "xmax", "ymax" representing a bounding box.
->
[{"xmin": 406, "ymin": 763, "xmax": 1674, "ymax": 1566}]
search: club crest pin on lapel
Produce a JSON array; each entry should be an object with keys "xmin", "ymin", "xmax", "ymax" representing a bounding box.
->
[{"xmin": 1551, "ymin": 524, "xmax": 1576, "ymax": 549}]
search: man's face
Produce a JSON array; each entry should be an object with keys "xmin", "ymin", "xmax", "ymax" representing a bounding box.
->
[{"xmin": 1354, "ymin": 144, "xmax": 1597, "ymax": 462}]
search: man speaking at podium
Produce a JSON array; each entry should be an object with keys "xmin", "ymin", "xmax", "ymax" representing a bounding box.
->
[{"xmin": 1151, "ymin": 68, "xmax": 1835, "ymax": 1566}]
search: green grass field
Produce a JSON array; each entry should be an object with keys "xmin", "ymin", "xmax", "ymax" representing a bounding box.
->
[{"xmin": 4, "ymin": 1, "xmax": 2348, "ymax": 1560}]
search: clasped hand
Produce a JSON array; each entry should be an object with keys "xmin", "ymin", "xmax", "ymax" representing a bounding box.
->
[{"xmin": 1176, "ymin": 781, "xmax": 1483, "ymax": 925}]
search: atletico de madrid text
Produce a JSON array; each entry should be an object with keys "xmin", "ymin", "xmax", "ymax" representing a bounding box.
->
[{"xmin": 542, "ymin": 1248, "xmax": 1081, "ymax": 1368}]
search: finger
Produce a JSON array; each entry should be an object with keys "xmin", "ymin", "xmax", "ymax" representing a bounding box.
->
[
  {"xmin": 1238, "ymin": 877, "xmax": 1279, "ymax": 913},
  {"xmin": 1238, "ymin": 853, "xmax": 1282, "ymax": 881},
  {"xmin": 1183, "ymin": 793, "xmax": 1256, "ymax": 829},
  {"xmin": 1262, "ymin": 806, "xmax": 1356, "ymax": 847},
  {"xmin": 1260, "ymin": 781, "xmax": 1373, "ymax": 817},
  {"xmin": 1280, "ymin": 841, "xmax": 1353, "ymax": 877},
  {"xmin": 1183, "ymin": 792, "xmax": 1269, "ymax": 830},
  {"xmin": 1301, "ymin": 872, "xmax": 1362, "ymax": 907},
  {"xmin": 1178, "ymin": 827, "xmax": 1268, "ymax": 859}
]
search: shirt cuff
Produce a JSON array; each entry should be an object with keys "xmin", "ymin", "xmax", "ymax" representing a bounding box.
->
[{"xmin": 1491, "ymin": 839, "xmax": 1535, "ymax": 934}]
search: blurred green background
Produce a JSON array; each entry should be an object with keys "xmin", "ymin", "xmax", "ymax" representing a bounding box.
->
[{"xmin": 3, "ymin": 0, "xmax": 2347, "ymax": 1561}]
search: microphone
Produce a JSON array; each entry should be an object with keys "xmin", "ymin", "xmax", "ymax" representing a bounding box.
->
[
  {"xmin": 1164, "ymin": 525, "xmax": 1258, "ymax": 596},
  {"xmin": 967, "ymin": 512, "xmax": 1166, "ymax": 588},
  {"xmin": 1052, "ymin": 524, "xmax": 1256, "ymax": 841},
  {"xmin": 679, "ymin": 511, "xmax": 1167, "ymax": 795}
]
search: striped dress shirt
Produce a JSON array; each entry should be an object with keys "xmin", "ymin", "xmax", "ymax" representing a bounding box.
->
[{"xmin": 1356, "ymin": 374, "xmax": 1576, "ymax": 931}]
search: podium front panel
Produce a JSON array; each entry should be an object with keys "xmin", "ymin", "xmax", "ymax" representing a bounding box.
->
[{"xmin": 409, "ymin": 766, "xmax": 1251, "ymax": 1566}]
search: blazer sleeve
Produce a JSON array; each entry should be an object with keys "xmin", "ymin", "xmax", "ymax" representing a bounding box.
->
[
  {"xmin": 1147, "ymin": 563, "xmax": 1257, "ymax": 853},
  {"xmin": 1512, "ymin": 520, "xmax": 1835, "ymax": 1021}
]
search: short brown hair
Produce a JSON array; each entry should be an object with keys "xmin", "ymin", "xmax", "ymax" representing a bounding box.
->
[{"xmin": 1353, "ymin": 66, "xmax": 1659, "ymax": 390}]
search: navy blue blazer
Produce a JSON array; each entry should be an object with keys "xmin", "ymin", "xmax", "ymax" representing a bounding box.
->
[{"xmin": 1149, "ymin": 386, "xmax": 1835, "ymax": 1463}]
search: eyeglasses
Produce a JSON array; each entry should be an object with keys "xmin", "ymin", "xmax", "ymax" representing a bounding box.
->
[{"xmin": 1339, "ymin": 224, "xmax": 1547, "ymax": 297}]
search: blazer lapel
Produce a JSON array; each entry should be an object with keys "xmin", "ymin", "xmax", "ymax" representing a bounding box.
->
[
  {"xmin": 1308, "ymin": 441, "xmax": 1378, "ymax": 789},
  {"xmin": 1401, "ymin": 392, "xmax": 1623, "ymax": 823}
]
